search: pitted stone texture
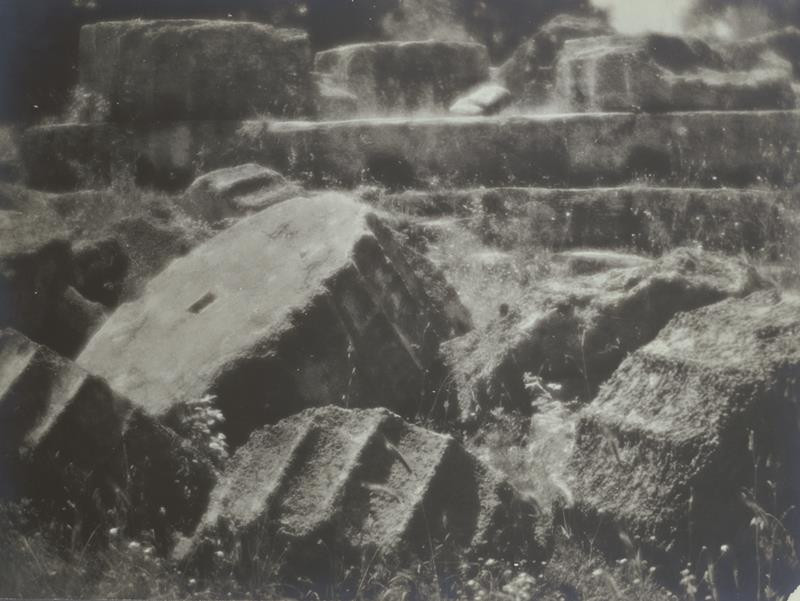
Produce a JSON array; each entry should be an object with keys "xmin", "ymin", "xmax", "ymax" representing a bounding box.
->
[
  {"xmin": 498, "ymin": 14, "xmax": 613, "ymax": 107},
  {"xmin": 22, "ymin": 111, "xmax": 800, "ymax": 190},
  {"xmin": 555, "ymin": 33, "xmax": 796, "ymax": 112},
  {"xmin": 79, "ymin": 20, "xmax": 313, "ymax": 122},
  {"xmin": 182, "ymin": 163, "xmax": 302, "ymax": 224},
  {"xmin": 442, "ymin": 249, "xmax": 768, "ymax": 420},
  {"xmin": 176, "ymin": 406, "xmax": 545, "ymax": 578},
  {"xmin": 314, "ymin": 41, "xmax": 490, "ymax": 116},
  {"xmin": 78, "ymin": 193, "xmax": 471, "ymax": 446},
  {"xmin": 567, "ymin": 290, "xmax": 800, "ymax": 593}
]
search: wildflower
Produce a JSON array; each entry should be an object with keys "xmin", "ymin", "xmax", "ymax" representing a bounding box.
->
[
  {"xmin": 485, "ymin": 558, "xmax": 497, "ymax": 567},
  {"xmin": 720, "ymin": 544, "xmax": 730, "ymax": 555},
  {"xmin": 128, "ymin": 541, "xmax": 141, "ymax": 551},
  {"xmin": 591, "ymin": 569, "xmax": 604, "ymax": 578},
  {"xmin": 188, "ymin": 578, "xmax": 197, "ymax": 587},
  {"xmin": 108, "ymin": 527, "xmax": 119, "ymax": 537},
  {"xmin": 215, "ymin": 550, "xmax": 225, "ymax": 558}
]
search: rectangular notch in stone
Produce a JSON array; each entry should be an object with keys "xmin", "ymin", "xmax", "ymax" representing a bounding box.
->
[{"xmin": 188, "ymin": 292, "xmax": 216, "ymax": 314}]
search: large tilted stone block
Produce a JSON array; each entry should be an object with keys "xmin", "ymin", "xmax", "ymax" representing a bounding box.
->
[
  {"xmin": 0, "ymin": 328, "xmax": 214, "ymax": 542},
  {"xmin": 314, "ymin": 41, "xmax": 490, "ymax": 116},
  {"xmin": 567, "ymin": 290, "xmax": 800, "ymax": 595},
  {"xmin": 21, "ymin": 111, "xmax": 800, "ymax": 190},
  {"xmin": 555, "ymin": 33, "xmax": 796, "ymax": 112},
  {"xmin": 175, "ymin": 406, "xmax": 546, "ymax": 580},
  {"xmin": 78, "ymin": 193, "xmax": 471, "ymax": 446},
  {"xmin": 79, "ymin": 20, "xmax": 313, "ymax": 122},
  {"xmin": 442, "ymin": 249, "xmax": 768, "ymax": 420}
]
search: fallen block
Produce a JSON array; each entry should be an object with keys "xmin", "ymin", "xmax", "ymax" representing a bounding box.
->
[
  {"xmin": 442, "ymin": 248, "xmax": 767, "ymax": 420},
  {"xmin": 175, "ymin": 406, "xmax": 547, "ymax": 581},
  {"xmin": 78, "ymin": 193, "xmax": 471, "ymax": 446},
  {"xmin": 568, "ymin": 290, "xmax": 800, "ymax": 598},
  {"xmin": 0, "ymin": 328, "xmax": 214, "ymax": 543}
]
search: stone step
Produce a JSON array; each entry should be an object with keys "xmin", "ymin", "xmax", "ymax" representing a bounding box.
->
[
  {"xmin": 370, "ymin": 186, "xmax": 798, "ymax": 260},
  {"xmin": 21, "ymin": 110, "xmax": 800, "ymax": 191},
  {"xmin": 175, "ymin": 406, "xmax": 546, "ymax": 580}
]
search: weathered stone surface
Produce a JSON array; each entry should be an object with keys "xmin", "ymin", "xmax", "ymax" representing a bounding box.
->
[
  {"xmin": 371, "ymin": 186, "xmax": 799, "ymax": 260},
  {"xmin": 78, "ymin": 193, "xmax": 471, "ymax": 446},
  {"xmin": 182, "ymin": 163, "xmax": 302, "ymax": 224},
  {"xmin": 555, "ymin": 33, "xmax": 796, "ymax": 112},
  {"xmin": 20, "ymin": 120, "xmax": 245, "ymax": 192},
  {"xmin": 234, "ymin": 110, "xmax": 800, "ymax": 189},
  {"xmin": 0, "ymin": 328, "xmax": 127, "ymax": 500},
  {"xmin": 498, "ymin": 14, "xmax": 613, "ymax": 107},
  {"xmin": 441, "ymin": 249, "xmax": 767, "ymax": 420},
  {"xmin": 79, "ymin": 20, "xmax": 313, "ymax": 122},
  {"xmin": 176, "ymin": 406, "xmax": 546, "ymax": 579},
  {"xmin": 450, "ymin": 83, "xmax": 512, "ymax": 116},
  {"xmin": 22, "ymin": 111, "xmax": 800, "ymax": 190},
  {"xmin": 0, "ymin": 328, "xmax": 214, "ymax": 542},
  {"xmin": 314, "ymin": 41, "xmax": 490, "ymax": 116},
  {"xmin": 567, "ymin": 290, "xmax": 800, "ymax": 595}
]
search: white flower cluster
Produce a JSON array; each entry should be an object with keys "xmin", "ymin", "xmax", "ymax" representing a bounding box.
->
[{"xmin": 183, "ymin": 395, "xmax": 229, "ymax": 465}]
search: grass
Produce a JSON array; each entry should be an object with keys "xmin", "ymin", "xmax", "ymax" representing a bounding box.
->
[
  {"xmin": 3, "ymin": 182, "xmax": 800, "ymax": 599},
  {"xmin": 0, "ymin": 499, "xmax": 680, "ymax": 600}
]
